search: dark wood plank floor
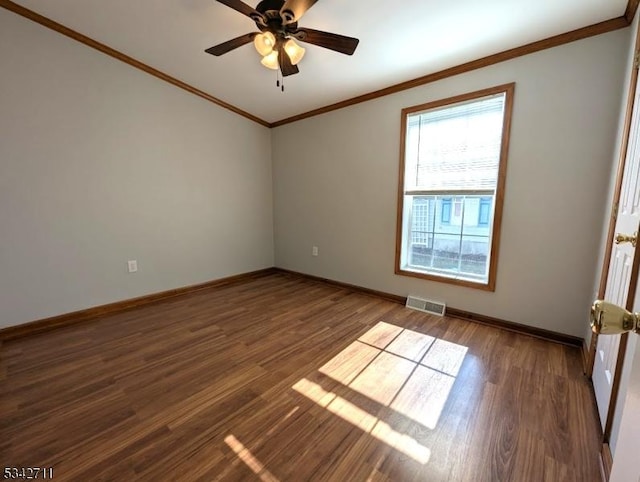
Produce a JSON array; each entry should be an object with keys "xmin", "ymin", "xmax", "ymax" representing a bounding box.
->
[{"xmin": 1, "ymin": 272, "xmax": 602, "ymax": 481}]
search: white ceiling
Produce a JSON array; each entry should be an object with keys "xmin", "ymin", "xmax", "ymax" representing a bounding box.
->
[{"xmin": 11, "ymin": 0, "xmax": 628, "ymax": 123}]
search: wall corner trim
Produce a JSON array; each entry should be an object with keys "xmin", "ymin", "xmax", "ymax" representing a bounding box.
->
[
  {"xmin": 583, "ymin": 338, "xmax": 592, "ymax": 374},
  {"xmin": 626, "ymin": 0, "xmax": 640, "ymax": 25},
  {"xmin": 599, "ymin": 442, "xmax": 613, "ymax": 481},
  {"xmin": 1, "ymin": 266, "xmax": 586, "ymax": 347},
  {"xmin": 274, "ymin": 268, "xmax": 584, "ymax": 347},
  {"xmin": 0, "ymin": 268, "xmax": 277, "ymax": 341}
]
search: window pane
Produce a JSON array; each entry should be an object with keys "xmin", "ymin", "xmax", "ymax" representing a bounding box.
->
[
  {"xmin": 478, "ymin": 197, "xmax": 492, "ymax": 226},
  {"xmin": 432, "ymin": 233, "xmax": 461, "ymax": 272},
  {"xmin": 441, "ymin": 198, "xmax": 452, "ymax": 224},
  {"xmin": 405, "ymin": 94, "xmax": 506, "ymax": 192},
  {"xmin": 409, "ymin": 197, "xmax": 435, "ymax": 267},
  {"xmin": 460, "ymin": 234, "xmax": 490, "ymax": 277},
  {"xmin": 407, "ymin": 195, "xmax": 492, "ymax": 280}
]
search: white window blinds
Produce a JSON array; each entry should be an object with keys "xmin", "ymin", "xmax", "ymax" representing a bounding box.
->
[{"xmin": 404, "ymin": 93, "xmax": 507, "ymax": 192}]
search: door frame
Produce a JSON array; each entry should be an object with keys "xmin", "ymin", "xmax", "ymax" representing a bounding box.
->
[{"xmin": 588, "ymin": 17, "xmax": 640, "ymax": 472}]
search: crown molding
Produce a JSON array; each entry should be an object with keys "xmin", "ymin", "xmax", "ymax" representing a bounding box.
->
[
  {"xmin": 0, "ymin": 0, "xmax": 270, "ymax": 127},
  {"xmin": 0, "ymin": 0, "xmax": 633, "ymax": 129},
  {"xmin": 626, "ymin": 0, "xmax": 640, "ymax": 24},
  {"xmin": 271, "ymin": 16, "xmax": 629, "ymax": 127}
]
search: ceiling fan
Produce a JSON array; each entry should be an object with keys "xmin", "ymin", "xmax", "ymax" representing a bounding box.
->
[{"xmin": 205, "ymin": 0, "xmax": 360, "ymax": 79}]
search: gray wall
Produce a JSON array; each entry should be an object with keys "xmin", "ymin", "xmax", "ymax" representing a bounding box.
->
[
  {"xmin": 0, "ymin": 9, "xmax": 274, "ymax": 329},
  {"xmin": 272, "ymin": 29, "xmax": 629, "ymax": 338}
]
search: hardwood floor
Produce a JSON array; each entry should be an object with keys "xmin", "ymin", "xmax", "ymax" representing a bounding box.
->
[{"xmin": 1, "ymin": 272, "xmax": 602, "ymax": 481}]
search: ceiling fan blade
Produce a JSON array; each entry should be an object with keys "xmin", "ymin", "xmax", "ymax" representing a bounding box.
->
[
  {"xmin": 205, "ymin": 32, "xmax": 257, "ymax": 56},
  {"xmin": 278, "ymin": 47, "xmax": 299, "ymax": 77},
  {"xmin": 291, "ymin": 28, "xmax": 359, "ymax": 55},
  {"xmin": 216, "ymin": 0, "xmax": 266, "ymax": 25},
  {"xmin": 280, "ymin": 0, "xmax": 319, "ymax": 25}
]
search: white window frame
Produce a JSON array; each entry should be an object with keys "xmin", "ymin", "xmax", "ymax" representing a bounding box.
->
[{"xmin": 395, "ymin": 84, "xmax": 515, "ymax": 291}]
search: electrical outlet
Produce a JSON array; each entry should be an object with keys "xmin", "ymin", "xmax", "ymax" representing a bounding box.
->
[
  {"xmin": 127, "ymin": 260, "xmax": 138, "ymax": 273},
  {"xmin": 312, "ymin": 246, "xmax": 319, "ymax": 257}
]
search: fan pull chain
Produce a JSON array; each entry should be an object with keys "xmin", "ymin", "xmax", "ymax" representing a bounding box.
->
[{"xmin": 274, "ymin": 69, "xmax": 284, "ymax": 92}]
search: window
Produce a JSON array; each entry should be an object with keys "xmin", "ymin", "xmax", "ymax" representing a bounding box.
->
[
  {"xmin": 441, "ymin": 198, "xmax": 452, "ymax": 224},
  {"xmin": 396, "ymin": 84, "xmax": 514, "ymax": 290},
  {"xmin": 478, "ymin": 197, "xmax": 492, "ymax": 226}
]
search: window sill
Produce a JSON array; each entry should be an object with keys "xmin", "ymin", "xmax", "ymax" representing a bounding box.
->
[{"xmin": 395, "ymin": 266, "xmax": 495, "ymax": 292}]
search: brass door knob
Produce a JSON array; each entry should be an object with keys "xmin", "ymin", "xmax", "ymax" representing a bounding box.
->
[
  {"xmin": 614, "ymin": 232, "xmax": 637, "ymax": 247},
  {"xmin": 591, "ymin": 300, "xmax": 640, "ymax": 335}
]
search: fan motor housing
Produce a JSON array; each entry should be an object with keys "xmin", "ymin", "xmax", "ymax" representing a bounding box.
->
[
  {"xmin": 256, "ymin": 0, "xmax": 285, "ymax": 15},
  {"xmin": 255, "ymin": 0, "xmax": 297, "ymax": 35}
]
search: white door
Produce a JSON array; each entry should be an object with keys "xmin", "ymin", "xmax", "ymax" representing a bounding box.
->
[
  {"xmin": 593, "ymin": 67, "xmax": 640, "ymax": 430},
  {"xmin": 609, "ymin": 333, "xmax": 640, "ymax": 481}
]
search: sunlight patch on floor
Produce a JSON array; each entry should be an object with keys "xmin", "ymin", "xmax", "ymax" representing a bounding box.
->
[
  {"xmin": 292, "ymin": 377, "xmax": 431, "ymax": 464},
  {"xmin": 319, "ymin": 321, "xmax": 468, "ymax": 429},
  {"xmin": 391, "ymin": 365, "xmax": 456, "ymax": 429},
  {"xmin": 292, "ymin": 321, "xmax": 468, "ymax": 464},
  {"xmin": 224, "ymin": 434, "xmax": 280, "ymax": 482}
]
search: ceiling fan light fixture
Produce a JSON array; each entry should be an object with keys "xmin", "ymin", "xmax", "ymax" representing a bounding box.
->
[
  {"xmin": 254, "ymin": 31, "xmax": 276, "ymax": 56},
  {"xmin": 206, "ymin": 0, "xmax": 361, "ymax": 85},
  {"xmin": 261, "ymin": 50, "xmax": 279, "ymax": 70},
  {"xmin": 284, "ymin": 39, "xmax": 306, "ymax": 65}
]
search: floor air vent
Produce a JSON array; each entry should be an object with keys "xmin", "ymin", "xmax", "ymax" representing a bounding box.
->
[{"xmin": 405, "ymin": 296, "xmax": 446, "ymax": 316}]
